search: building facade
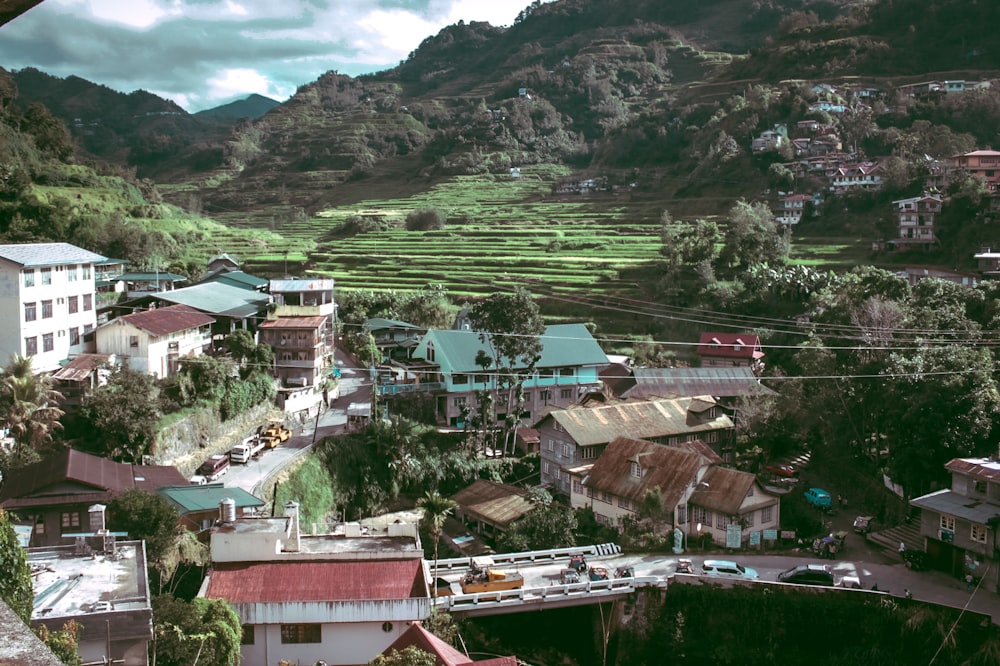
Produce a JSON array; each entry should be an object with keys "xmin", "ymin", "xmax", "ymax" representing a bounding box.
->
[
  {"xmin": 94, "ymin": 304, "xmax": 214, "ymax": 378},
  {"xmin": 0, "ymin": 243, "xmax": 105, "ymax": 373},
  {"xmin": 258, "ymin": 315, "xmax": 333, "ymax": 411}
]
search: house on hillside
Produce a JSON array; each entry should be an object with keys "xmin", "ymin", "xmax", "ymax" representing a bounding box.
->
[
  {"xmin": 909, "ymin": 457, "xmax": 1000, "ymax": 590},
  {"xmin": 0, "ymin": 242, "xmax": 105, "ymax": 374},
  {"xmin": 950, "ymin": 150, "xmax": 1000, "ymax": 192},
  {"xmin": 95, "ymin": 304, "xmax": 214, "ymax": 378},
  {"xmin": 697, "ymin": 332, "xmax": 764, "ymax": 373},
  {"xmin": 621, "ymin": 366, "xmax": 776, "ymax": 423},
  {"xmin": 381, "ymin": 624, "xmax": 516, "ymax": 666},
  {"xmin": 386, "ymin": 323, "xmax": 609, "ymax": 427},
  {"xmin": 449, "ymin": 479, "xmax": 534, "ymax": 544},
  {"xmin": 752, "ymin": 124, "xmax": 788, "ymax": 153},
  {"xmin": 269, "ymin": 278, "xmax": 336, "ymax": 325},
  {"xmin": 366, "ymin": 317, "xmax": 426, "ymax": 362},
  {"xmin": 157, "ymin": 484, "xmax": 265, "ymax": 535},
  {"xmin": 200, "ymin": 269, "xmax": 269, "ymax": 293},
  {"xmin": 51, "ymin": 352, "xmax": 115, "ymax": 409},
  {"xmin": 201, "ymin": 501, "xmax": 429, "ymax": 665},
  {"xmin": 893, "ymin": 194, "xmax": 942, "ymax": 249},
  {"xmin": 773, "ymin": 193, "xmax": 812, "ymax": 225},
  {"xmin": 0, "ymin": 448, "xmax": 186, "ymax": 547},
  {"xmin": 974, "ymin": 248, "xmax": 1000, "ymax": 275},
  {"xmin": 687, "ymin": 464, "xmax": 781, "ymax": 547},
  {"xmin": 829, "ymin": 162, "xmax": 882, "ymax": 194},
  {"xmin": 258, "ymin": 315, "xmax": 334, "ymax": 412},
  {"xmin": 205, "ymin": 253, "xmax": 240, "ymax": 275},
  {"xmin": 536, "ymin": 396, "xmax": 735, "ymax": 496}
]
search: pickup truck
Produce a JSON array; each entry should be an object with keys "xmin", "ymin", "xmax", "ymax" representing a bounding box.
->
[{"xmin": 231, "ymin": 435, "xmax": 265, "ymax": 464}]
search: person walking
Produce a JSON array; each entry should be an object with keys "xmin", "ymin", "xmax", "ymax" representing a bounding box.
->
[{"xmin": 965, "ymin": 573, "xmax": 975, "ymax": 592}]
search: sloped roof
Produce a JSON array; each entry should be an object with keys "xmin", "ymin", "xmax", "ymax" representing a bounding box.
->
[
  {"xmin": 546, "ymin": 397, "xmax": 733, "ymax": 447},
  {"xmin": 599, "ymin": 361, "xmax": 635, "ymax": 397},
  {"xmin": 365, "ymin": 317, "xmax": 423, "ymax": 331},
  {"xmin": 103, "ymin": 304, "xmax": 215, "ymax": 337},
  {"xmin": 910, "ymin": 488, "xmax": 1000, "ymax": 525},
  {"xmin": 697, "ymin": 333, "xmax": 763, "ymax": 360},
  {"xmin": 0, "ymin": 242, "xmax": 105, "ymax": 267},
  {"xmin": 944, "ymin": 457, "xmax": 1000, "ymax": 482},
  {"xmin": 270, "ymin": 278, "xmax": 334, "ymax": 292},
  {"xmin": 416, "ymin": 323, "xmax": 608, "ymax": 373},
  {"xmin": 689, "ymin": 466, "xmax": 761, "ymax": 514},
  {"xmin": 52, "ymin": 354, "xmax": 113, "ymax": 382},
  {"xmin": 157, "ymin": 484, "xmax": 264, "ymax": 514},
  {"xmin": 117, "ymin": 272, "xmax": 187, "ymax": 283},
  {"xmin": 202, "ymin": 270, "xmax": 268, "ymax": 290},
  {"xmin": 386, "ymin": 624, "xmax": 517, "ymax": 666},
  {"xmin": 450, "ymin": 479, "xmax": 533, "ymax": 528},
  {"xmin": 0, "ymin": 449, "xmax": 186, "ymax": 507},
  {"xmin": 150, "ymin": 282, "xmax": 271, "ymax": 318},
  {"xmin": 205, "ymin": 559, "xmax": 424, "ymax": 603},
  {"xmin": 585, "ymin": 437, "xmax": 707, "ymax": 507},
  {"xmin": 259, "ymin": 316, "xmax": 327, "ymax": 330},
  {"xmin": 623, "ymin": 367, "xmax": 775, "ymax": 400}
]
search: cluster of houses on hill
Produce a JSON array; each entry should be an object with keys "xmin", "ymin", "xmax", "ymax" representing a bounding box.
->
[{"xmin": 0, "ymin": 243, "xmax": 337, "ymax": 415}]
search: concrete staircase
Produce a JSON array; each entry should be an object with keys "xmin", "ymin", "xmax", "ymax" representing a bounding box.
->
[{"xmin": 868, "ymin": 519, "xmax": 925, "ymax": 559}]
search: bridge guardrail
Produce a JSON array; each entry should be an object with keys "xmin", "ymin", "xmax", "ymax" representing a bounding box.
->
[
  {"xmin": 432, "ymin": 575, "xmax": 667, "ymax": 612},
  {"xmin": 432, "ymin": 543, "xmax": 622, "ymax": 573}
]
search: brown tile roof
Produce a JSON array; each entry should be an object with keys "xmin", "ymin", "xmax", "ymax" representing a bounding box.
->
[
  {"xmin": 697, "ymin": 332, "xmax": 763, "ymax": 360},
  {"xmin": 585, "ymin": 437, "xmax": 708, "ymax": 507},
  {"xmin": 259, "ymin": 316, "xmax": 328, "ymax": 330},
  {"xmin": 545, "ymin": 397, "xmax": 733, "ymax": 447},
  {"xmin": 689, "ymin": 466, "xmax": 760, "ymax": 514},
  {"xmin": 0, "ymin": 449, "xmax": 186, "ymax": 507},
  {"xmin": 450, "ymin": 480, "xmax": 533, "ymax": 528},
  {"xmin": 112, "ymin": 304, "xmax": 215, "ymax": 336},
  {"xmin": 205, "ymin": 560, "xmax": 424, "ymax": 603}
]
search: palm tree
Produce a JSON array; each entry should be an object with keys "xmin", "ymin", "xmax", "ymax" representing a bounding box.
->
[
  {"xmin": 0, "ymin": 354, "xmax": 64, "ymax": 460},
  {"xmin": 417, "ymin": 490, "xmax": 458, "ymax": 598}
]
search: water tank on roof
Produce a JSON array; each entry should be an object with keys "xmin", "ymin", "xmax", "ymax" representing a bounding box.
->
[{"xmin": 220, "ymin": 498, "xmax": 236, "ymax": 525}]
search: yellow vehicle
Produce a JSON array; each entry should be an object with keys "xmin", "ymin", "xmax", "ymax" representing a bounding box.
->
[
  {"xmin": 460, "ymin": 558, "xmax": 524, "ymax": 594},
  {"xmin": 264, "ymin": 421, "xmax": 292, "ymax": 443}
]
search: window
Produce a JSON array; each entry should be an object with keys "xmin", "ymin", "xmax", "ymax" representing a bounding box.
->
[
  {"xmin": 629, "ymin": 461, "xmax": 641, "ymax": 478},
  {"xmin": 618, "ymin": 497, "xmax": 631, "ymax": 509},
  {"xmin": 82, "ymin": 265, "xmax": 91, "ymax": 280},
  {"xmin": 677, "ymin": 504, "xmax": 687, "ymax": 524},
  {"xmin": 761, "ymin": 505, "xmax": 773, "ymax": 524},
  {"xmin": 453, "ymin": 397, "xmax": 466, "ymax": 407},
  {"xmin": 940, "ymin": 515, "xmax": 956, "ymax": 531},
  {"xmin": 560, "ymin": 388, "xmax": 572, "ymax": 399},
  {"xmin": 706, "ymin": 431, "xmax": 719, "ymax": 443},
  {"xmin": 42, "ymin": 333, "xmax": 53, "ymax": 353},
  {"xmin": 61, "ymin": 512, "xmax": 80, "ymax": 529},
  {"xmin": 972, "ymin": 524, "xmax": 988, "ymax": 544},
  {"xmin": 84, "ymin": 324, "xmax": 93, "ymax": 333},
  {"xmin": 280, "ymin": 624, "xmax": 321, "ymax": 644},
  {"xmin": 83, "ymin": 294, "xmax": 93, "ymax": 311},
  {"xmin": 67, "ymin": 265, "xmax": 77, "ymax": 282},
  {"xmin": 34, "ymin": 515, "xmax": 45, "ymax": 535},
  {"xmin": 42, "ymin": 300, "xmax": 52, "ymax": 319},
  {"xmin": 974, "ymin": 480, "xmax": 987, "ymax": 494},
  {"xmin": 241, "ymin": 626, "xmax": 255, "ymax": 645},
  {"xmin": 522, "ymin": 391, "xmax": 531, "ymax": 402},
  {"xmin": 68, "ymin": 296, "xmax": 78, "ymax": 314},
  {"xmin": 560, "ymin": 367, "xmax": 574, "ymax": 377},
  {"xmin": 453, "ymin": 374, "xmax": 468, "ymax": 385},
  {"xmin": 542, "ymin": 461, "xmax": 550, "ymax": 476},
  {"xmin": 129, "ymin": 335, "xmax": 139, "ymax": 348},
  {"xmin": 426, "ymin": 342, "xmax": 435, "ymax": 363},
  {"xmin": 540, "ymin": 390, "xmax": 551, "ymax": 401},
  {"xmin": 546, "ymin": 438, "xmax": 554, "ymax": 452},
  {"xmin": 580, "ymin": 446, "xmax": 597, "ymax": 460},
  {"xmin": 24, "ymin": 336, "xmax": 37, "ymax": 356},
  {"xmin": 716, "ymin": 513, "xmax": 727, "ymax": 529},
  {"xmin": 22, "ymin": 270, "xmax": 34, "ymax": 287},
  {"xmin": 572, "ymin": 480, "xmax": 582, "ymax": 494},
  {"xmin": 474, "ymin": 374, "xmax": 487, "ymax": 385},
  {"xmin": 41, "ymin": 267, "xmax": 51, "ymax": 285},
  {"xmin": 24, "ymin": 302, "xmax": 36, "ymax": 322},
  {"xmin": 600, "ymin": 491, "xmax": 612, "ymax": 504},
  {"xmin": 562, "ymin": 443, "xmax": 571, "ymax": 457},
  {"xmin": 745, "ymin": 511, "xmax": 754, "ymax": 528}
]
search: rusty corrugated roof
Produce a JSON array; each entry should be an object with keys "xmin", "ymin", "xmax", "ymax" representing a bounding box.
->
[
  {"xmin": 206, "ymin": 559, "xmax": 424, "ymax": 603},
  {"xmin": 689, "ymin": 466, "xmax": 759, "ymax": 514},
  {"xmin": 585, "ymin": 437, "xmax": 708, "ymax": 507},
  {"xmin": 945, "ymin": 457, "xmax": 1000, "ymax": 482},
  {"xmin": 549, "ymin": 397, "xmax": 733, "ymax": 446},
  {"xmin": 623, "ymin": 367, "xmax": 775, "ymax": 400},
  {"xmin": 450, "ymin": 480, "xmax": 533, "ymax": 528},
  {"xmin": 259, "ymin": 316, "xmax": 328, "ymax": 330},
  {"xmin": 52, "ymin": 354, "xmax": 113, "ymax": 382},
  {"xmin": 109, "ymin": 304, "xmax": 215, "ymax": 337}
]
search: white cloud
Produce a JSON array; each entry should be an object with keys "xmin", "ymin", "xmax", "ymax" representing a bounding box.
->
[{"xmin": 205, "ymin": 68, "xmax": 276, "ymax": 102}]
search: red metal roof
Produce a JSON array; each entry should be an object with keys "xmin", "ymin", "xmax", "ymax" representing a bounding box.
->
[
  {"xmin": 113, "ymin": 304, "xmax": 215, "ymax": 336},
  {"xmin": 205, "ymin": 559, "xmax": 425, "ymax": 603},
  {"xmin": 386, "ymin": 625, "xmax": 517, "ymax": 666},
  {"xmin": 697, "ymin": 332, "xmax": 763, "ymax": 359}
]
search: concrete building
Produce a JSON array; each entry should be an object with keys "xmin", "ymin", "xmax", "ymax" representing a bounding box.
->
[
  {"xmin": 258, "ymin": 315, "xmax": 333, "ymax": 412},
  {"xmin": 28, "ymin": 505, "xmax": 152, "ymax": 666},
  {"xmin": 201, "ymin": 501, "xmax": 429, "ymax": 666},
  {"xmin": 0, "ymin": 243, "xmax": 105, "ymax": 373}
]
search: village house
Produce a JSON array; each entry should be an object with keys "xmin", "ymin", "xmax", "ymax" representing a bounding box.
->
[
  {"xmin": 950, "ymin": 149, "xmax": 1000, "ymax": 193},
  {"xmin": 773, "ymin": 193, "xmax": 812, "ymax": 225},
  {"xmin": 94, "ymin": 304, "xmax": 214, "ymax": 379},
  {"xmin": 536, "ymin": 396, "xmax": 735, "ymax": 496},
  {"xmin": 0, "ymin": 448, "xmax": 186, "ymax": 547},
  {"xmin": 258, "ymin": 315, "xmax": 333, "ymax": 412},
  {"xmin": 157, "ymin": 483, "xmax": 265, "ymax": 535},
  {"xmin": 0, "ymin": 242, "xmax": 105, "ymax": 374},
  {"xmin": 366, "ymin": 317, "xmax": 427, "ymax": 363},
  {"xmin": 909, "ymin": 457, "xmax": 1000, "ymax": 592},
  {"xmin": 51, "ymin": 352, "xmax": 116, "ymax": 410},
  {"xmin": 382, "ymin": 624, "xmax": 516, "ymax": 666},
  {"xmin": 28, "ymin": 509, "xmax": 153, "ymax": 666},
  {"xmin": 448, "ymin": 479, "xmax": 535, "ymax": 545},
  {"xmin": 974, "ymin": 247, "xmax": 1000, "ymax": 275},
  {"xmin": 696, "ymin": 332, "xmax": 764, "ymax": 373},
  {"xmin": 751, "ymin": 124, "xmax": 787, "ymax": 153},
  {"xmin": 201, "ymin": 501, "xmax": 429, "ymax": 666},
  {"xmin": 829, "ymin": 162, "xmax": 882, "ymax": 195},
  {"xmin": 896, "ymin": 266, "xmax": 979, "ymax": 288},
  {"xmin": 389, "ymin": 323, "xmax": 609, "ymax": 427},
  {"xmin": 269, "ymin": 277, "xmax": 337, "ymax": 327},
  {"xmin": 893, "ymin": 193, "xmax": 942, "ymax": 249},
  {"xmin": 620, "ymin": 366, "xmax": 776, "ymax": 424}
]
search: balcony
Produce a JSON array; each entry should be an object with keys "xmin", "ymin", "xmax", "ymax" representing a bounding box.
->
[{"xmin": 377, "ymin": 381, "xmax": 444, "ymax": 396}]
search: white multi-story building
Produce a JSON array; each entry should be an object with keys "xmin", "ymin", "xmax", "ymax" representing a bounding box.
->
[{"xmin": 0, "ymin": 243, "xmax": 105, "ymax": 373}]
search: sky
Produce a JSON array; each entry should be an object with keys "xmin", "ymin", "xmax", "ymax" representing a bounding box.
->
[{"xmin": 0, "ymin": 0, "xmax": 550, "ymax": 112}]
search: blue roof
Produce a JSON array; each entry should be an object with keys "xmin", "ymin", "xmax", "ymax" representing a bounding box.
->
[{"xmin": 0, "ymin": 242, "xmax": 106, "ymax": 267}]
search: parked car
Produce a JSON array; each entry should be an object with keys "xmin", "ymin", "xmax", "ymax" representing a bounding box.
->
[
  {"xmin": 559, "ymin": 568, "xmax": 581, "ymax": 584},
  {"xmin": 568, "ymin": 553, "xmax": 588, "ymax": 573},
  {"xmin": 777, "ymin": 563, "xmax": 834, "ymax": 586},
  {"xmin": 804, "ymin": 487, "xmax": 832, "ymax": 509},
  {"xmin": 765, "ymin": 463, "xmax": 799, "ymax": 479},
  {"xmin": 589, "ymin": 565, "xmax": 610, "ymax": 581},
  {"xmin": 853, "ymin": 515, "xmax": 874, "ymax": 535},
  {"xmin": 702, "ymin": 559, "xmax": 758, "ymax": 580}
]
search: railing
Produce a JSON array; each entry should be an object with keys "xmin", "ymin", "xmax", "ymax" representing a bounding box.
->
[
  {"xmin": 432, "ymin": 575, "xmax": 662, "ymax": 613},
  {"xmin": 377, "ymin": 382, "xmax": 445, "ymax": 396},
  {"xmin": 432, "ymin": 543, "xmax": 621, "ymax": 574}
]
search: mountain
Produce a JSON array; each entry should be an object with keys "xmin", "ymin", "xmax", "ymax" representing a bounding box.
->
[{"xmin": 195, "ymin": 94, "xmax": 280, "ymax": 121}]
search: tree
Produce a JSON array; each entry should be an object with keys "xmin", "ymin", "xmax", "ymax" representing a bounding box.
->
[
  {"xmin": 0, "ymin": 508, "xmax": 32, "ymax": 624},
  {"xmin": 405, "ymin": 207, "xmax": 446, "ymax": 231},
  {"xmin": 224, "ymin": 329, "xmax": 273, "ymax": 379},
  {"xmin": 151, "ymin": 595, "xmax": 241, "ymax": 666},
  {"xmin": 35, "ymin": 621, "xmax": 82, "ymax": 666},
  {"xmin": 20, "ymin": 102, "xmax": 74, "ymax": 161},
  {"xmin": 370, "ymin": 646, "xmax": 436, "ymax": 666},
  {"xmin": 469, "ymin": 288, "xmax": 545, "ymax": 455},
  {"xmin": 0, "ymin": 354, "xmax": 64, "ymax": 462},
  {"xmin": 417, "ymin": 490, "xmax": 458, "ymax": 597},
  {"xmin": 720, "ymin": 200, "xmax": 789, "ymax": 271},
  {"xmin": 106, "ymin": 488, "xmax": 179, "ymax": 564},
  {"xmin": 497, "ymin": 489, "xmax": 576, "ymax": 552},
  {"xmin": 79, "ymin": 366, "xmax": 159, "ymax": 462}
]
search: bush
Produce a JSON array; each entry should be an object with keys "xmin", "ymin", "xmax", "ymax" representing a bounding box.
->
[{"xmin": 405, "ymin": 207, "xmax": 446, "ymax": 231}]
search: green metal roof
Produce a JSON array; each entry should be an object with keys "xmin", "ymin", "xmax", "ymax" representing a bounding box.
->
[
  {"xmin": 157, "ymin": 484, "xmax": 264, "ymax": 514},
  {"xmin": 155, "ymin": 282, "xmax": 271, "ymax": 317},
  {"xmin": 417, "ymin": 323, "xmax": 608, "ymax": 373},
  {"xmin": 202, "ymin": 270, "xmax": 268, "ymax": 290}
]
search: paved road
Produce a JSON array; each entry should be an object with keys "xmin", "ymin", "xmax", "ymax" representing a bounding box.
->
[{"xmin": 221, "ymin": 347, "xmax": 372, "ymax": 497}]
